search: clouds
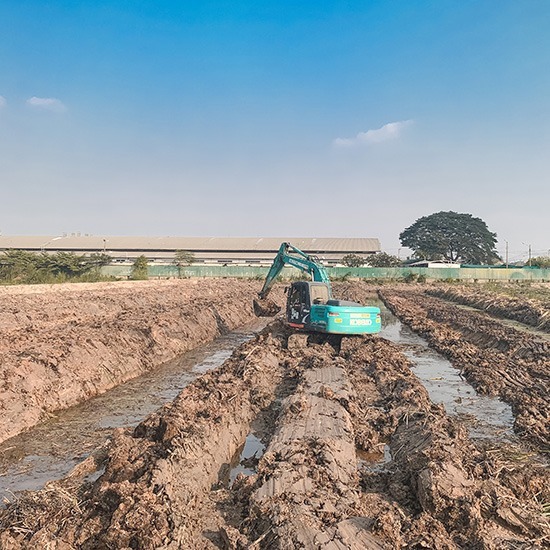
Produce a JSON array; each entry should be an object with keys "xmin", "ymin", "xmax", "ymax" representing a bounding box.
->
[
  {"xmin": 26, "ymin": 96, "xmax": 67, "ymax": 112},
  {"xmin": 0, "ymin": 95, "xmax": 67, "ymax": 112},
  {"xmin": 333, "ymin": 120, "xmax": 413, "ymax": 148}
]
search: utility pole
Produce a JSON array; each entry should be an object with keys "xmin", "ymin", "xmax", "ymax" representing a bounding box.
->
[
  {"xmin": 505, "ymin": 240, "xmax": 508, "ymax": 268},
  {"xmin": 522, "ymin": 242, "xmax": 532, "ymax": 267}
]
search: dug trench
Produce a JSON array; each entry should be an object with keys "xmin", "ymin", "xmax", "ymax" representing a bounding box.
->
[
  {"xmin": 379, "ymin": 286, "xmax": 550, "ymax": 448},
  {"xmin": 0, "ymin": 279, "xmax": 283, "ymax": 444},
  {"xmin": 1, "ymin": 314, "xmax": 548, "ymax": 548}
]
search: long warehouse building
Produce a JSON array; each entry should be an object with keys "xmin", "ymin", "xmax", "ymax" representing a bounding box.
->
[{"xmin": 0, "ymin": 235, "xmax": 381, "ymax": 265}]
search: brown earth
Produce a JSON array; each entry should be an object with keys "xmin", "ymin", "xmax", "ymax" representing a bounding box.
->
[
  {"xmin": 379, "ymin": 286, "xmax": 550, "ymax": 447},
  {"xmin": 0, "ymin": 279, "xmax": 283, "ymax": 444},
  {"xmin": 1, "ymin": 317, "xmax": 548, "ymax": 548},
  {"xmin": 426, "ymin": 285, "xmax": 550, "ymax": 332},
  {"xmin": 0, "ymin": 281, "xmax": 548, "ymax": 549}
]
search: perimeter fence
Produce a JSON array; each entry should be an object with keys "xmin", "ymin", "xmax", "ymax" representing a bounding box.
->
[{"xmin": 102, "ymin": 265, "xmax": 550, "ymax": 282}]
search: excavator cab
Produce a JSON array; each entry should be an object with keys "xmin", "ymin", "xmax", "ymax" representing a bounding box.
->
[
  {"xmin": 286, "ymin": 281, "xmax": 381, "ymax": 334},
  {"xmin": 287, "ymin": 282, "xmax": 329, "ymax": 328}
]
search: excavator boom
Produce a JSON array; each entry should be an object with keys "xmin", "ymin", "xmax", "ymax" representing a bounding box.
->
[{"xmin": 258, "ymin": 242, "xmax": 331, "ymax": 300}]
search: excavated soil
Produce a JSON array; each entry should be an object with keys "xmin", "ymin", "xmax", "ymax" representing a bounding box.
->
[
  {"xmin": 0, "ymin": 281, "xmax": 550, "ymax": 550},
  {"xmin": 0, "ymin": 279, "xmax": 283, "ymax": 444},
  {"xmin": 379, "ymin": 286, "xmax": 549, "ymax": 448},
  {"xmin": 0, "ymin": 281, "xmax": 548, "ymax": 549},
  {"xmin": 426, "ymin": 285, "xmax": 550, "ymax": 332}
]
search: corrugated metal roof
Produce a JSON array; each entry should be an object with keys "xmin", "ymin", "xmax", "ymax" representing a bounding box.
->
[{"xmin": 0, "ymin": 236, "xmax": 381, "ymax": 253}]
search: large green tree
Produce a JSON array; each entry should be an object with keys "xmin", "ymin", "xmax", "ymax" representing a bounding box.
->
[{"xmin": 399, "ymin": 211, "xmax": 499, "ymax": 264}]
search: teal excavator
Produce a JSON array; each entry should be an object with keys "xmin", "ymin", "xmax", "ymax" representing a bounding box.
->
[{"xmin": 254, "ymin": 242, "xmax": 381, "ymax": 335}]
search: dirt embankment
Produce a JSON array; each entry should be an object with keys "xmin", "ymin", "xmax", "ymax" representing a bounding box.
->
[
  {"xmin": 380, "ymin": 287, "xmax": 550, "ymax": 447},
  {"xmin": 0, "ymin": 279, "xmax": 283, "ymax": 444},
  {"xmin": 426, "ymin": 285, "xmax": 550, "ymax": 332},
  {"xmin": 1, "ymin": 320, "xmax": 547, "ymax": 549}
]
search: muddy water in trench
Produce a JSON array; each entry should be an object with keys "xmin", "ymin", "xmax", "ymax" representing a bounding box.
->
[
  {"xmin": 377, "ymin": 301, "xmax": 514, "ymax": 440},
  {"xmin": 0, "ymin": 319, "xmax": 269, "ymax": 505},
  {"xmin": 1, "ymin": 303, "xmax": 517, "ymax": 504}
]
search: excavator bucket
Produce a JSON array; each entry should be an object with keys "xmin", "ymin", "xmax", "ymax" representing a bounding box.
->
[{"xmin": 253, "ymin": 297, "xmax": 281, "ymax": 317}]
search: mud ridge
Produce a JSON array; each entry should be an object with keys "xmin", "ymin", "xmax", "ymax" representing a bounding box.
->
[
  {"xmin": 380, "ymin": 288, "xmax": 550, "ymax": 447},
  {"xmin": 0, "ymin": 325, "xmax": 289, "ymax": 548},
  {"xmin": 427, "ymin": 285, "xmax": 550, "ymax": 332},
  {"xmin": 1, "ymin": 285, "xmax": 548, "ymax": 549},
  {"xmin": 0, "ymin": 279, "xmax": 283, "ymax": 444}
]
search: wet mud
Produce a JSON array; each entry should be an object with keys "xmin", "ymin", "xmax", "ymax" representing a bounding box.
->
[
  {"xmin": 0, "ymin": 279, "xmax": 283, "ymax": 444},
  {"xmin": 0, "ymin": 281, "xmax": 548, "ymax": 549},
  {"xmin": 0, "ymin": 321, "xmax": 267, "ymax": 504},
  {"xmin": 379, "ymin": 286, "xmax": 549, "ymax": 448}
]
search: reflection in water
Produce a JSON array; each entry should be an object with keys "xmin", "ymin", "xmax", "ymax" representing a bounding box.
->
[
  {"xmin": 380, "ymin": 311, "xmax": 514, "ymax": 440},
  {"xmin": 228, "ymin": 433, "xmax": 266, "ymax": 485},
  {"xmin": 0, "ymin": 320, "xmax": 268, "ymax": 504}
]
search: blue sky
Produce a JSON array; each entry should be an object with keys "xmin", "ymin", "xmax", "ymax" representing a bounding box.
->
[{"xmin": 0, "ymin": 1, "xmax": 549, "ymax": 260}]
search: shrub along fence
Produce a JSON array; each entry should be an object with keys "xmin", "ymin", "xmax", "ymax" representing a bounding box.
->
[{"xmin": 102, "ymin": 265, "xmax": 550, "ymax": 282}]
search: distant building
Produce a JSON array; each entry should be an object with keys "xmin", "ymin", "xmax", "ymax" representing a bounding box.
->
[{"xmin": 0, "ymin": 235, "xmax": 381, "ymax": 266}]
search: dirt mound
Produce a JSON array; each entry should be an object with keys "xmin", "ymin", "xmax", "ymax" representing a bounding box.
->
[
  {"xmin": 2, "ymin": 318, "xmax": 547, "ymax": 549},
  {"xmin": 0, "ymin": 279, "xmax": 284, "ymax": 444}
]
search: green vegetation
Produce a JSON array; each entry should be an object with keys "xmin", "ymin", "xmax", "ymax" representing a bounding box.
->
[
  {"xmin": 173, "ymin": 249, "xmax": 195, "ymax": 277},
  {"xmin": 130, "ymin": 255, "xmax": 149, "ymax": 280},
  {"xmin": 401, "ymin": 272, "xmax": 426, "ymax": 283},
  {"xmin": 400, "ymin": 211, "xmax": 499, "ymax": 264},
  {"xmin": 529, "ymin": 256, "xmax": 550, "ymax": 268},
  {"xmin": 365, "ymin": 252, "xmax": 401, "ymax": 267},
  {"xmin": 341, "ymin": 254, "xmax": 365, "ymax": 267},
  {"xmin": 0, "ymin": 250, "xmax": 113, "ymax": 285}
]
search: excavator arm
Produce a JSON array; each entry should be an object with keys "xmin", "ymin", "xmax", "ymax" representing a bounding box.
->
[{"xmin": 258, "ymin": 242, "xmax": 331, "ymax": 300}]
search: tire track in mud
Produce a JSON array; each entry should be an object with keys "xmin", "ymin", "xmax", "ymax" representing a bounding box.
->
[
  {"xmin": 379, "ymin": 288, "xmax": 549, "ymax": 448},
  {"xmin": 1, "ymin": 320, "xmax": 548, "ymax": 549}
]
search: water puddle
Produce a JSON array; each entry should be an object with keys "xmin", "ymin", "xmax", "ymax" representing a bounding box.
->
[
  {"xmin": 0, "ymin": 319, "xmax": 268, "ymax": 505},
  {"xmin": 377, "ymin": 302, "xmax": 515, "ymax": 441},
  {"xmin": 228, "ymin": 433, "xmax": 265, "ymax": 485},
  {"xmin": 357, "ymin": 444, "xmax": 391, "ymax": 472}
]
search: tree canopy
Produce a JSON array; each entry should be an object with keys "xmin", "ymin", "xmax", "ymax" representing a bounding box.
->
[
  {"xmin": 341, "ymin": 254, "xmax": 365, "ymax": 267},
  {"xmin": 174, "ymin": 250, "xmax": 195, "ymax": 266},
  {"xmin": 173, "ymin": 250, "xmax": 195, "ymax": 277},
  {"xmin": 399, "ymin": 211, "xmax": 499, "ymax": 264},
  {"xmin": 130, "ymin": 255, "xmax": 149, "ymax": 280},
  {"xmin": 530, "ymin": 256, "xmax": 550, "ymax": 268},
  {"xmin": 0, "ymin": 250, "xmax": 112, "ymax": 284},
  {"xmin": 364, "ymin": 252, "xmax": 401, "ymax": 267}
]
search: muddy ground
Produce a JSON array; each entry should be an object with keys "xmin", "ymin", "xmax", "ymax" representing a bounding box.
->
[
  {"xmin": 380, "ymin": 286, "xmax": 549, "ymax": 448},
  {"xmin": 0, "ymin": 279, "xmax": 283, "ymax": 444},
  {"xmin": 0, "ymin": 281, "xmax": 548, "ymax": 549},
  {"xmin": 425, "ymin": 284, "xmax": 550, "ymax": 332}
]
